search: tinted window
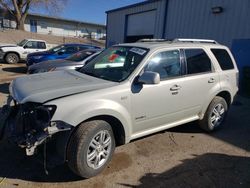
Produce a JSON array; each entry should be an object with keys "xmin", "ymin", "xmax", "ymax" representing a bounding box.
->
[
  {"xmin": 185, "ymin": 49, "xmax": 211, "ymax": 74},
  {"xmin": 59, "ymin": 46, "xmax": 78, "ymax": 54},
  {"xmin": 37, "ymin": 42, "xmax": 46, "ymax": 49},
  {"xmin": 211, "ymin": 49, "xmax": 234, "ymax": 70},
  {"xmin": 25, "ymin": 41, "xmax": 38, "ymax": 49},
  {"xmin": 66, "ymin": 51, "xmax": 95, "ymax": 62},
  {"xmin": 145, "ymin": 50, "xmax": 181, "ymax": 80}
]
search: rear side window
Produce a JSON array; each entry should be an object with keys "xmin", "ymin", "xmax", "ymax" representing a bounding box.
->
[
  {"xmin": 211, "ymin": 49, "xmax": 234, "ymax": 70},
  {"xmin": 185, "ymin": 49, "xmax": 211, "ymax": 75},
  {"xmin": 38, "ymin": 42, "xmax": 46, "ymax": 49}
]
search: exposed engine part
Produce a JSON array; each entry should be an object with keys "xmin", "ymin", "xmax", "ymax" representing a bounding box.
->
[{"xmin": 1, "ymin": 100, "xmax": 72, "ymax": 156}]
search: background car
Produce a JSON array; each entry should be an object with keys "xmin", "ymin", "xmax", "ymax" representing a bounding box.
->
[
  {"xmin": 27, "ymin": 49, "xmax": 102, "ymax": 74},
  {"xmin": 26, "ymin": 43, "xmax": 101, "ymax": 67},
  {"xmin": 0, "ymin": 39, "xmax": 49, "ymax": 64}
]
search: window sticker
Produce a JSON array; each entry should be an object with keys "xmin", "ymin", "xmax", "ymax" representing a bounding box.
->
[{"xmin": 129, "ymin": 48, "xmax": 147, "ymax": 55}]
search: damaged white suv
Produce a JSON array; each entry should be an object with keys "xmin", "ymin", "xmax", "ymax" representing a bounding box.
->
[{"xmin": 0, "ymin": 39, "xmax": 238, "ymax": 178}]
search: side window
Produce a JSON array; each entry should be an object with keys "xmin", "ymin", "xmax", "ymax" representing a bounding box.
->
[
  {"xmin": 59, "ymin": 46, "xmax": 77, "ymax": 54},
  {"xmin": 145, "ymin": 50, "xmax": 181, "ymax": 80},
  {"xmin": 211, "ymin": 49, "xmax": 234, "ymax": 70},
  {"xmin": 37, "ymin": 42, "xmax": 46, "ymax": 49},
  {"xmin": 185, "ymin": 49, "xmax": 211, "ymax": 75},
  {"xmin": 25, "ymin": 41, "xmax": 38, "ymax": 49}
]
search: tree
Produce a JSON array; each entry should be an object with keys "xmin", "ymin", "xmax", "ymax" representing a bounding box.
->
[{"xmin": 0, "ymin": 0, "xmax": 67, "ymax": 30}]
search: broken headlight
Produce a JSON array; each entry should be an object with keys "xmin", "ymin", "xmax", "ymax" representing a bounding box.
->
[{"xmin": 34, "ymin": 105, "xmax": 57, "ymax": 125}]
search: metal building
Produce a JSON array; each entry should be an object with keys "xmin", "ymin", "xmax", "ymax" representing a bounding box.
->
[
  {"xmin": 106, "ymin": 0, "xmax": 250, "ymax": 47},
  {"xmin": 106, "ymin": 0, "xmax": 250, "ymax": 88},
  {"xmin": 0, "ymin": 9, "xmax": 106, "ymax": 39}
]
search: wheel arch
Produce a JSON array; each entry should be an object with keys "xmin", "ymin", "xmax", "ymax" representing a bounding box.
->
[
  {"xmin": 200, "ymin": 90, "xmax": 232, "ymax": 119},
  {"xmin": 81, "ymin": 115, "xmax": 126, "ymax": 146},
  {"xmin": 216, "ymin": 90, "xmax": 232, "ymax": 107},
  {"xmin": 4, "ymin": 51, "xmax": 21, "ymax": 59}
]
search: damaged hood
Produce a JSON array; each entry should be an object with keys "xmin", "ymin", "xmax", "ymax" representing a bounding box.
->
[{"xmin": 10, "ymin": 70, "xmax": 118, "ymax": 103}]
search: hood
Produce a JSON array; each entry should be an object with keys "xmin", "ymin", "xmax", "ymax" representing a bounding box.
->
[
  {"xmin": 28, "ymin": 50, "xmax": 52, "ymax": 57},
  {"xmin": 0, "ymin": 44, "xmax": 19, "ymax": 48},
  {"xmin": 10, "ymin": 70, "xmax": 118, "ymax": 104}
]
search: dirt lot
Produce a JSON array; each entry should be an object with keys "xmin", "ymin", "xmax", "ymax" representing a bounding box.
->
[{"xmin": 0, "ymin": 63, "xmax": 250, "ymax": 188}]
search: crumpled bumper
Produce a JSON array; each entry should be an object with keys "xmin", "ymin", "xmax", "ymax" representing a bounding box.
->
[{"xmin": 0, "ymin": 98, "xmax": 72, "ymax": 156}]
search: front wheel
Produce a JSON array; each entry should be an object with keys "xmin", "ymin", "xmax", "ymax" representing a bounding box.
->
[
  {"xmin": 199, "ymin": 96, "xmax": 228, "ymax": 132},
  {"xmin": 5, "ymin": 53, "xmax": 19, "ymax": 64},
  {"xmin": 67, "ymin": 120, "xmax": 115, "ymax": 178}
]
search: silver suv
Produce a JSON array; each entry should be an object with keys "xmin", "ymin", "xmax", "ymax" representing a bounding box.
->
[{"xmin": 0, "ymin": 39, "xmax": 238, "ymax": 178}]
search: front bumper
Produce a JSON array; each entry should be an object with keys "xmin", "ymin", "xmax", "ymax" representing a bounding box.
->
[
  {"xmin": 0, "ymin": 98, "xmax": 72, "ymax": 156},
  {"xmin": 0, "ymin": 52, "xmax": 5, "ymax": 60}
]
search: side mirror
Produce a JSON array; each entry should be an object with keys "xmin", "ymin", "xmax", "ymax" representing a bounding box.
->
[
  {"xmin": 23, "ymin": 45, "xmax": 28, "ymax": 49},
  {"xmin": 138, "ymin": 71, "xmax": 160, "ymax": 85}
]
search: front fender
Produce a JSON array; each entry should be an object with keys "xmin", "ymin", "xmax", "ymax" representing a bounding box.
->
[{"xmin": 49, "ymin": 99, "xmax": 132, "ymax": 143}]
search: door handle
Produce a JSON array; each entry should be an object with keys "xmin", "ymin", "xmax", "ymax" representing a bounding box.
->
[
  {"xmin": 208, "ymin": 78, "xmax": 215, "ymax": 83},
  {"xmin": 170, "ymin": 85, "xmax": 181, "ymax": 91}
]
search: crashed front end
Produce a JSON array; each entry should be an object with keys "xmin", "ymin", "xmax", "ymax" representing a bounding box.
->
[{"xmin": 0, "ymin": 96, "xmax": 72, "ymax": 156}]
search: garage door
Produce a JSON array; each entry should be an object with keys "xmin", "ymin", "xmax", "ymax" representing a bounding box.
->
[{"xmin": 126, "ymin": 10, "xmax": 156, "ymax": 42}]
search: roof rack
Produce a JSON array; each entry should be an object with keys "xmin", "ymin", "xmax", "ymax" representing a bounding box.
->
[
  {"xmin": 173, "ymin": 38, "xmax": 218, "ymax": 44},
  {"xmin": 137, "ymin": 39, "xmax": 172, "ymax": 42}
]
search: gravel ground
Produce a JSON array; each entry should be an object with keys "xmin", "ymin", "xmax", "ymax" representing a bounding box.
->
[{"xmin": 0, "ymin": 63, "xmax": 249, "ymax": 188}]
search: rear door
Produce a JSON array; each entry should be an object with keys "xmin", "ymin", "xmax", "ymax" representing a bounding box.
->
[
  {"xmin": 23, "ymin": 41, "xmax": 41, "ymax": 55},
  {"xmin": 180, "ymin": 48, "xmax": 221, "ymax": 115},
  {"xmin": 210, "ymin": 48, "xmax": 238, "ymax": 95}
]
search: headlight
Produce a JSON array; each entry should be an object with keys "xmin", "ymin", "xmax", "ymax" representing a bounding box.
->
[
  {"xmin": 35, "ymin": 105, "xmax": 57, "ymax": 124},
  {"xmin": 33, "ymin": 56, "xmax": 43, "ymax": 59}
]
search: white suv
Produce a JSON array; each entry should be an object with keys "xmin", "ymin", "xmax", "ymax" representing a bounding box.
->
[
  {"xmin": 0, "ymin": 39, "xmax": 48, "ymax": 64},
  {"xmin": 0, "ymin": 39, "xmax": 238, "ymax": 178}
]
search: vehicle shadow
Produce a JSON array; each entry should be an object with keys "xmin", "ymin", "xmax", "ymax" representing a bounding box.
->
[
  {"xmin": 0, "ymin": 83, "xmax": 9, "ymax": 94},
  {"xmin": 2, "ymin": 66, "xmax": 27, "ymax": 74},
  {"xmin": 119, "ymin": 153, "xmax": 250, "ymax": 188},
  {"xmin": 0, "ymin": 142, "xmax": 83, "ymax": 183},
  {"xmin": 168, "ymin": 96, "xmax": 250, "ymax": 152}
]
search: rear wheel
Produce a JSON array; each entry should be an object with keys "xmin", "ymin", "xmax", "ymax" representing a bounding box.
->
[
  {"xmin": 5, "ymin": 53, "xmax": 19, "ymax": 64},
  {"xmin": 67, "ymin": 120, "xmax": 115, "ymax": 178},
  {"xmin": 199, "ymin": 96, "xmax": 228, "ymax": 132}
]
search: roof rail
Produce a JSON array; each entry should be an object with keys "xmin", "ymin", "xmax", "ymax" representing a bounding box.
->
[
  {"xmin": 137, "ymin": 38, "xmax": 172, "ymax": 42},
  {"xmin": 173, "ymin": 38, "xmax": 218, "ymax": 44}
]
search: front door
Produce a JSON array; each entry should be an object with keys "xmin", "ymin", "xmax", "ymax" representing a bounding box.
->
[
  {"xmin": 131, "ymin": 49, "xmax": 188, "ymax": 135},
  {"xmin": 30, "ymin": 20, "xmax": 37, "ymax": 33}
]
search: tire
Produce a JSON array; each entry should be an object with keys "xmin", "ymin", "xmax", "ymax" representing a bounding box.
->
[
  {"xmin": 5, "ymin": 53, "xmax": 19, "ymax": 64},
  {"xmin": 199, "ymin": 96, "xmax": 228, "ymax": 132},
  {"xmin": 67, "ymin": 120, "xmax": 115, "ymax": 178}
]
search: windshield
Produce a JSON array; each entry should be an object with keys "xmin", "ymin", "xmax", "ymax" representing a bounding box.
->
[
  {"xmin": 66, "ymin": 50, "xmax": 96, "ymax": 62},
  {"xmin": 48, "ymin": 45, "xmax": 65, "ymax": 53},
  {"xmin": 17, "ymin": 39, "xmax": 28, "ymax": 46},
  {"xmin": 79, "ymin": 46, "xmax": 149, "ymax": 82}
]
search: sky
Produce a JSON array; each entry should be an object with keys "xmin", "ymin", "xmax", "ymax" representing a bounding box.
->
[{"xmin": 33, "ymin": 0, "xmax": 145, "ymax": 25}]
